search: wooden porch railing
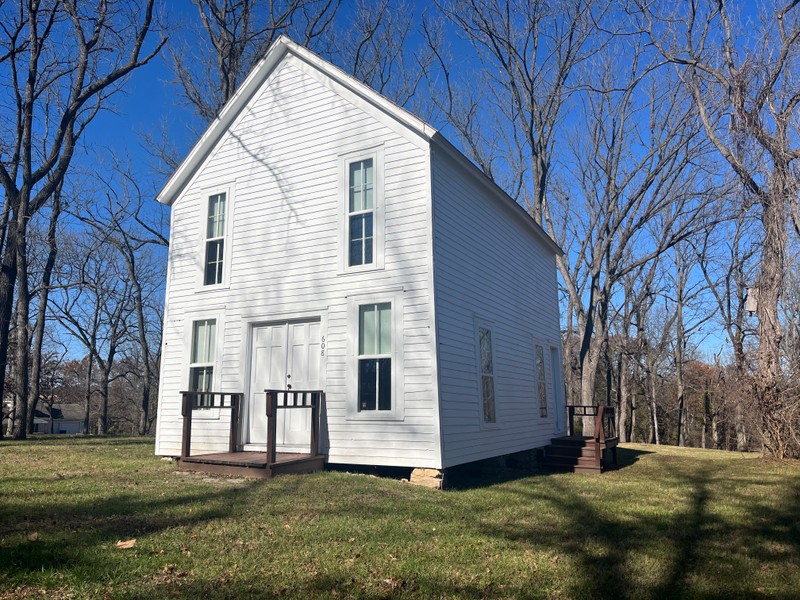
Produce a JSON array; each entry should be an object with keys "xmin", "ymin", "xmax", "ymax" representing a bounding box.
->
[
  {"xmin": 566, "ymin": 404, "xmax": 617, "ymax": 440},
  {"xmin": 180, "ymin": 391, "xmax": 242, "ymax": 459},
  {"xmin": 265, "ymin": 389, "xmax": 324, "ymax": 465}
]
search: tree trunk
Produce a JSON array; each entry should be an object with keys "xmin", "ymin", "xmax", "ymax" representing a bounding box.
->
[
  {"xmin": 83, "ymin": 353, "xmax": 94, "ymax": 435},
  {"xmin": 125, "ymin": 248, "xmax": 152, "ymax": 436},
  {"xmin": 579, "ymin": 341, "xmax": 603, "ymax": 434},
  {"xmin": 563, "ymin": 298, "xmax": 575, "ymax": 408},
  {"xmin": 27, "ymin": 193, "xmax": 61, "ymax": 434},
  {"xmin": 618, "ymin": 353, "xmax": 629, "ymax": 443},
  {"xmin": 98, "ymin": 367, "xmax": 109, "ymax": 435},
  {"xmin": 648, "ymin": 362, "xmax": 660, "ymax": 445},
  {"xmin": 11, "ymin": 215, "xmax": 30, "ymax": 440},
  {"xmin": 0, "ymin": 229, "xmax": 18, "ymax": 439},
  {"xmin": 702, "ymin": 383, "xmax": 711, "ymax": 449},
  {"xmin": 755, "ymin": 190, "xmax": 788, "ymax": 458}
]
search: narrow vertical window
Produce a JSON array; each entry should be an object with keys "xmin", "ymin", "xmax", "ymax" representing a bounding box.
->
[
  {"xmin": 204, "ymin": 193, "xmax": 226, "ymax": 285},
  {"xmin": 358, "ymin": 303, "xmax": 391, "ymax": 411},
  {"xmin": 348, "ymin": 159, "xmax": 374, "ymax": 266},
  {"xmin": 479, "ymin": 327, "xmax": 495, "ymax": 423},
  {"xmin": 190, "ymin": 319, "xmax": 216, "ymax": 407},
  {"xmin": 536, "ymin": 344, "xmax": 547, "ymax": 417}
]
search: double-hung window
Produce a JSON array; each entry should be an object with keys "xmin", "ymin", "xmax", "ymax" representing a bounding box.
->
[
  {"xmin": 190, "ymin": 319, "xmax": 216, "ymax": 407},
  {"xmin": 478, "ymin": 326, "xmax": 496, "ymax": 423},
  {"xmin": 348, "ymin": 159, "xmax": 374, "ymax": 267},
  {"xmin": 535, "ymin": 344, "xmax": 548, "ymax": 417},
  {"xmin": 204, "ymin": 192, "xmax": 226, "ymax": 285},
  {"xmin": 358, "ymin": 302, "xmax": 391, "ymax": 411}
]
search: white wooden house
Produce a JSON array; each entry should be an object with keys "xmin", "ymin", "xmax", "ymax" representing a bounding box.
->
[{"xmin": 154, "ymin": 36, "xmax": 571, "ymax": 479}]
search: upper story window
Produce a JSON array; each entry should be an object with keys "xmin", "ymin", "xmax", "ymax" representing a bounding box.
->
[
  {"xmin": 535, "ymin": 344, "xmax": 547, "ymax": 417},
  {"xmin": 204, "ymin": 192, "xmax": 226, "ymax": 286},
  {"xmin": 358, "ymin": 302, "xmax": 392, "ymax": 411},
  {"xmin": 478, "ymin": 326, "xmax": 496, "ymax": 423},
  {"xmin": 339, "ymin": 147, "xmax": 384, "ymax": 273},
  {"xmin": 348, "ymin": 159, "xmax": 374, "ymax": 267},
  {"xmin": 190, "ymin": 319, "xmax": 216, "ymax": 407}
]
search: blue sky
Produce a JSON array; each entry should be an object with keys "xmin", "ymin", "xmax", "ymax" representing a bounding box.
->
[{"xmin": 74, "ymin": 0, "xmax": 746, "ymax": 363}]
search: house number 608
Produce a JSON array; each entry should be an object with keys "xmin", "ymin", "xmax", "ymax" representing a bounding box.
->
[{"xmin": 320, "ymin": 336, "xmax": 326, "ymax": 356}]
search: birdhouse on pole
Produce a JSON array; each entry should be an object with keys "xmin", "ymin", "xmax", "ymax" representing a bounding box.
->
[{"xmin": 745, "ymin": 287, "xmax": 758, "ymax": 314}]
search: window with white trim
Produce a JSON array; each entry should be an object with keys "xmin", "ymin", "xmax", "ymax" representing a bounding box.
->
[
  {"xmin": 190, "ymin": 319, "xmax": 216, "ymax": 407},
  {"xmin": 358, "ymin": 302, "xmax": 391, "ymax": 411},
  {"xmin": 478, "ymin": 326, "xmax": 496, "ymax": 423},
  {"xmin": 348, "ymin": 159, "xmax": 374, "ymax": 267},
  {"xmin": 204, "ymin": 192, "xmax": 226, "ymax": 285},
  {"xmin": 535, "ymin": 344, "xmax": 547, "ymax": 417}
]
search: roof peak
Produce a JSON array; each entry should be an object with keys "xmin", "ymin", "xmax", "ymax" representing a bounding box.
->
[{"xmin": 157, "ymin": 35, "xmax": 436, "ymax": 206}]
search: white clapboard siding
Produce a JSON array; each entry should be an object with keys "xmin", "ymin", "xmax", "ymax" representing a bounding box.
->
[
  {"xmin": 430, "ymin": 145, "xmax": 564, "ymax": 468},
  {"xmin": 156, "ymin": 54, "xmax": 441, "ymax": 468}
]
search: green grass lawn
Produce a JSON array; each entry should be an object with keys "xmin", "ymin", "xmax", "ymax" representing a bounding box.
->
[{"xmin": 0, "ymin": 438, "xmax": 798, "ymax": 599}]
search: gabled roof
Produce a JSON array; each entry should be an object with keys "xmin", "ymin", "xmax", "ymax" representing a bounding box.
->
[
  {"xmin": 157, "ymin": 36, "xmax": 562, "ymax": 255},
  {"xmin": 157, "ymin": 35, "xmax": 435, "ymax": 206},
  {"xmin": 33, "ymin": 404, "xmax": 84, "ymax": 421}
]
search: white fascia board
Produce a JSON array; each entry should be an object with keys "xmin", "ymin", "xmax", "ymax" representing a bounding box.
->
[
  {"xmin": 157, "ymin": 35, "xmax": 437, "ymax": 206},
  {"xmin": 431, "ymin": 133, "xmax": 565, "ymax": 257}
]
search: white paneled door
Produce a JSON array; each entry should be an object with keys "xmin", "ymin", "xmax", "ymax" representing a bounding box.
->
[{"xmin": 247, "ymin": 320, "xmax": 321, "ymax": 452}]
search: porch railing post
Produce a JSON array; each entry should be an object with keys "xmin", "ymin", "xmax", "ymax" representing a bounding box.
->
[
  {"xmin": 310, "ymin": 392, "xmax": 321, "ymax": 456},
  {"xmin": 181, "ymin": 392, "xmax": 193, "ymax": 459},
  {"xmin": 266, "ymin": 390, "xmax": 277, "ymax": 465},
  {"xmin": 594, "ymin": 405, "xmax": 606, "ymax": 443},
  {"xmin": 567, "ymin": 405, "xmax": 575, "ymax": 437},
  {"xmin": 229, "ymin": 394, "xmax": 240, "ymax": 454}
]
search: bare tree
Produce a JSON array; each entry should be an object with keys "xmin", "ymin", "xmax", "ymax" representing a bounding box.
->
[
  {"xmin": 549, "ymin": 48, "xmax": 714, "ymax": 429},
  {"xmin": 331, "ymin": 0, "xmax": 433, "ymax": 111},
  {"xmin": 78, "ymin": 165, "xmax": 167, "ymax": 435},
  {"xmin": 170, "ymin": 0, "xmax": 339, "ymax": 123},
  {"xmin": 697, "ymin": 210, "xmax": 758, "ymax": 451},
  {"xmin": 0, "ymin": 0, "xmax": 166, "ymax": 439},
  {"xmin": 52, "ymin": 230, "xmax": 134, "ymax": 435},
  {"xmin": 667, "ymin": 240, "xmax": 710, "ymax": 446},
  {"xmin": 611, "ymin": 259, "xmax": 660, "ymax": 442},
  {"xmin": 425, "ymin": 0, "xmax": 604, "ymax": 218},
  {"xmin": 637, "ymin": 0, "xmax": 800, "ymax": 458}
]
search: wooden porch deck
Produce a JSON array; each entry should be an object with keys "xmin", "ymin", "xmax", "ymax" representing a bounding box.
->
[
  {"xmin": 179, "ymin": 451, "xmax": 326, "ymax": 479},
  {"xmin": 178, "ymin": 390, "xmax": 326, "ymax": 479}
]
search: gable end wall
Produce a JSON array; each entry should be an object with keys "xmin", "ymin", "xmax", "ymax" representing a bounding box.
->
[{"xmin": 155, "ymin": 55, "xmax": 441, "ymax": 468}]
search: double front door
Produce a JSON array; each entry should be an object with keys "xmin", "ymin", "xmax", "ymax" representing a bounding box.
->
[{"xmin": 247, "ymin": 320, "xmax": 321, "ymax": 452}]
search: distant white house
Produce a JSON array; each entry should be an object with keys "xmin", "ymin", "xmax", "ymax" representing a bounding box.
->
[
  {"xmin": 2, "ymin": 401, "xmax": 83, "ymax": 435},
  {"xmin": 154, "ymin": 36, "xmax": 566, "ymax": 474},
  {"xmin": 32, "ymin": 404, "xmax": 83, "ymax": 434}
]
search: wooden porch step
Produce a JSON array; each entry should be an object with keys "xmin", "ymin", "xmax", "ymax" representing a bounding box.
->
[
  {"xmin": 540, "ymin": 454, "xmax": 600, "ymax": 468},
  {"xmin": 178, "ymin": 451, "xmax": 326, "ymax": 479},
  {"xmin": 539, "ymin": 435, "xmax": 617, "ymax": 474},
  {"xmin": 179, "ymin": 459, "xmax": 271, "ymax": 479},
  {"xmin": 269, "ymin": 454, "xmax": 326, "ymax": 476}
]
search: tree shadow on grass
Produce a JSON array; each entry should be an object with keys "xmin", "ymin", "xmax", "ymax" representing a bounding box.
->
[
  {"xmin": 0, "ymin": 474, "xmax": 264, "ymax": 580},
  {"xmin": 477, "ymin": 463, "xmax": 723, "ymax": 599},
  {"xmin": 473, "ymin": 456, "xmax": 800, "ymax": 599},
  {"xmin": 445, "ymin": 446, "xmax": 654, "ymax": 491},
  {"xmin": 614, "ymin": 445, "xmax": 655, "ymax": 468}
]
